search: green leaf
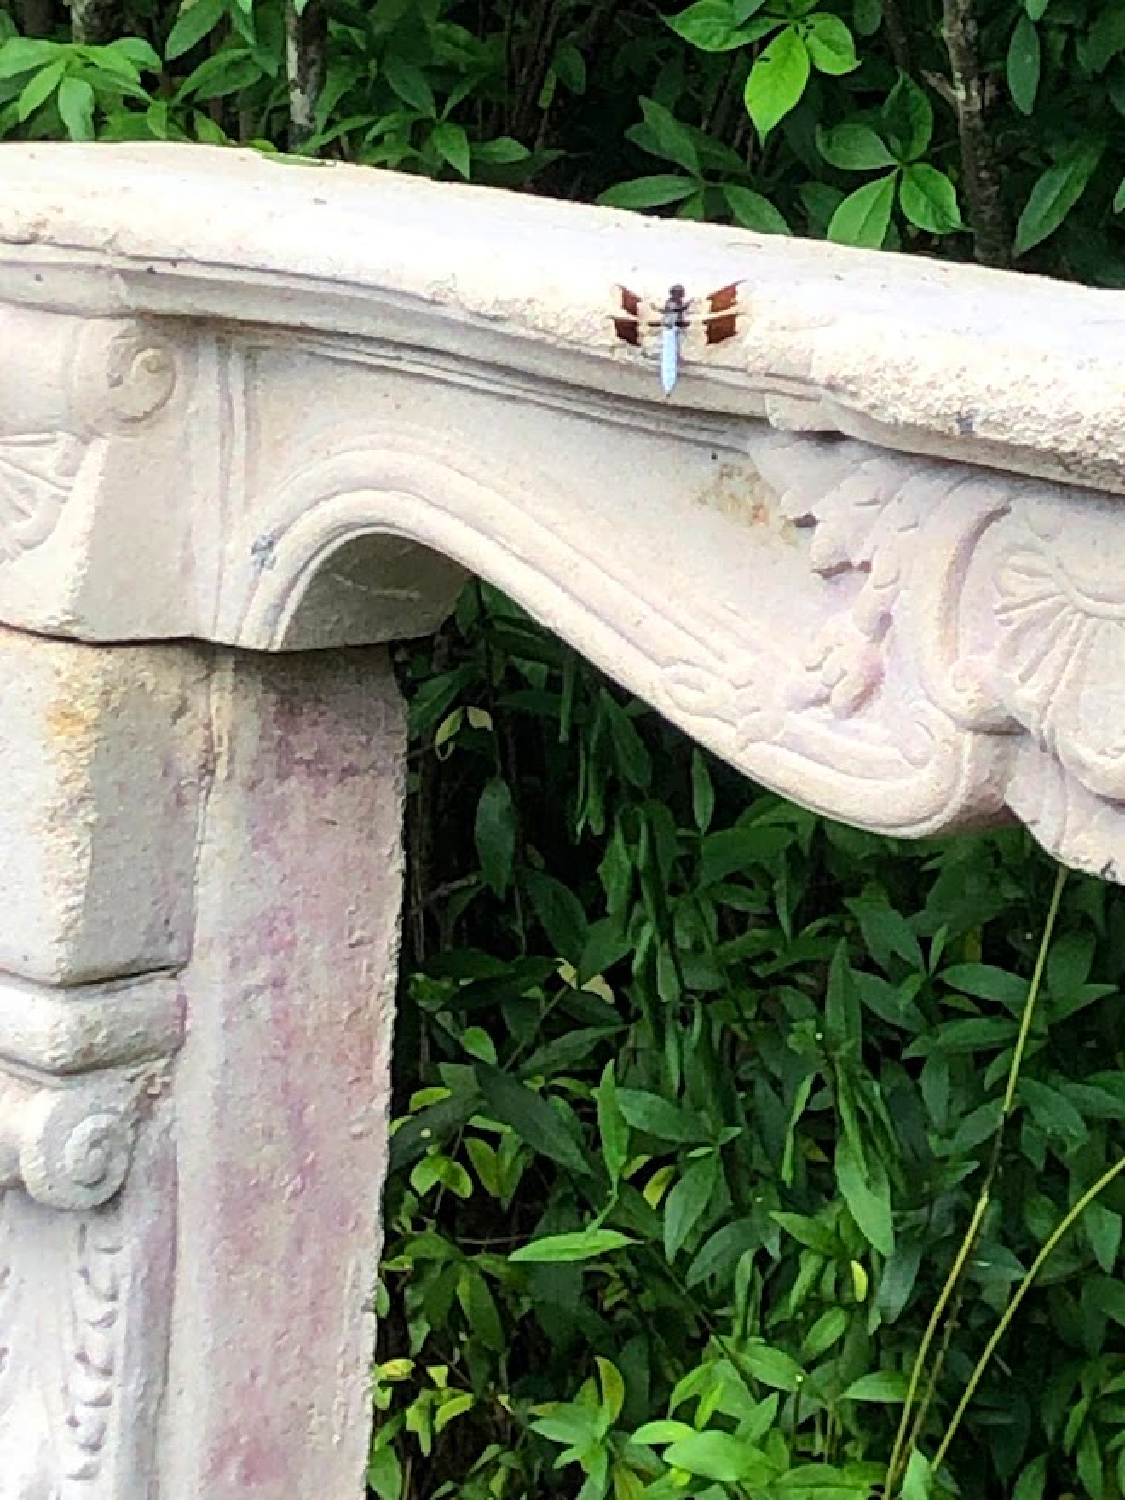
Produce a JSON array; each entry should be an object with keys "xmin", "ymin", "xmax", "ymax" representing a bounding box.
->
[
  {"xmin": 774, "ymin": 1466, "xmax": 876, "ymax": 1497},
  {"xmin": 597, "ymin": 175, "xmax": 699, "ymax": 210},
  {"xmin": 57, "ymin": 75, "xmax": 95, "ymax": 140},
  {"xmin": 902, "ymin": 1449, "xmax": 933, "ymax": 1500},
  {"xmin": 634, "ymin": 97, "xmax": 703, "ymax": 174},
  {"xmin": 817, "ymin": 122, "xmax": 895, "ymax": 171},
  {"xmin": 744, "ymin": 26, "xmax": 810, "ymax": 138},
  {"xmin": 899, "ymin": 164, "xmax": 964, "ymax": 234},
  {"xmin": 472, "ymin": 136, "xmax": 529, "ymax": 165},
  {"xmin": 475, "ymin": 1064, "xmax": 591, "ymax": 1176},
  {"xmin": 942, "ymin": 962, "xmax": 1027, "ymax": 1009},
  {"xmin": 686, "ymin": 1216, "xmax": 765, "ymax": 1286},
  {"xmin": 772, "ymin": 1211, "xmax": 840, "ymax": 1257},
  {"xmin": 1008, "ymin": 13, "xmax": 1040, "ymax": 115},
  {"xmin": 552, "ymin": 42, "xmax": 586, "ymax": 95},
  {"xmin": 743, "ymin": 1340, "xmax": 806, "ymax": 1391},
  {"xmin": 367, "ymin": 1442, "xmax": 402, "ymax": 1500},
  {"xmin": 600, "ymin": 691, "xmax": 651, "ymax": 790},
  {"xmin": 165, "ymin": 0, "xmax": 226, "ymax": 60},
  {"xmin": 1085, "ymin": 1202, "xmax": 1122, "ymax": 1274},
  {"xmin": 723, "ymin": 184, "xmax": 791, "ymax": 233},
  {"xmin": 596, "ymin": 1062, "xmax": 630, "ymax": 1186},
  {"xmin": 521, "ymin": 868, "xmax": 588, "ymax": 965},
  {"xmin": 691, "ymin": 748, "xmax": 715, "ymax": 832},
  {"xmin": 825, "ymin": 941, "xmax": 862, "ymax": 1050},
  {"xmin": 881, "ymin": 74, "xmax": 932, "ymax": 160},
  {"xmin": 1083, "ymin": 8, "xmax": 1125, "ymax": 73},
  {"xmin": 802, "ymin": 14, "xmax": 858, "ymax": 75},
  {"xmin": 1015, "ymin": 142, "xmax": 1104, "ymax": 256},
  {"xmin": 801, "ymin": 1306, "xmax": 848, "ymax": 1360},
  {"xmin": 828, "ymin": 174, "xmax": 897, "ymax": 247},
  {"xmin": 853, "ymin": 0, "xmax": 882, "ymax": 36},
  {"xmin": 431, "ymin": 121, "xmax": 470, "ymax": 178},
  {"xmin": 0, "ymin": 36, "xmax": 57, "ymax": 78},
  {"xmin": 1023, "ymin": 0, "xmax": 1048, "ymax": 17},
  {"xmin": 632, "ymin": 1419, "xmax": 697, "ymax": 1445},
  {"xmin": 616, "ymin": 1088, "xmax": 705, "ymax": 1142},
  {"xmin": 835, "ymin": 1137, "xmax": 894, "ymax": 1255},
  {"xmin": 1012, "ymin": 1455, "xmax": 1048, "ymax": 1500},
  {"xmin": 662, "ymin": 1431, "xmax": 770, "ymax": 1483},
  {"xmin": 847, "ymin": 890, "xmax": 924, "ymax": 969},
  {"xmin": 841, "ymin": 1370, "xmax": 909, "ymax": 1402},
  {"xmin": 17, "ymin": 57, "xmax": 65, "ymax": 121},
  {"xmin": 664, "ymin": 1154, "xmax": 719, "ymax": 1260},
  {"xmin": 475, "ymin": 778, "xmax": 516, "ymax": 897},
  {"xmin": 176, "ymin": 46, "xmax": 261, "ymax": 101},
  {"xmin": 1020, "ymin": 1078, "xmax": 1088, "ymax": 1146},
  {"xmin": 383, "ymin": 54, "xmax": 435, "ymax": 115},
  {"xmin": 457, "ymin": 1266, "xmax": 505, "ymax": 1350},
  {"xmin": 510, "ymin": 1228, "xmax": 635, "ymax": 1263},
  {"xmin": 668, "ymin": 0, "xmax": 773, "ymax": 52}
]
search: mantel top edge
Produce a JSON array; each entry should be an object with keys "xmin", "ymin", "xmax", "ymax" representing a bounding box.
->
[
  {"xmin": 2, "ymin": 141, "xmax": 1125, "ymax": 498},
  {"xmin": 0, "ymin": 142, "xmax": 1117, "ymax": 331}
]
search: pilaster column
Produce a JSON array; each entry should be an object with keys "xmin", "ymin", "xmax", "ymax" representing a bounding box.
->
[{"xmin": 0, "ymin": 626, "xmax": 405, "ymax": 1500}]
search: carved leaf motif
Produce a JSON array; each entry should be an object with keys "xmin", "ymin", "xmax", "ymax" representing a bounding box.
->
[
  {"xmin": 762, "ymin": 442, "xmax": 932, "ymax": 716},
  {"xmin": 60, "ymin": 1212, "xmax": 123, "ymax": 1491},
  {"xmin": 0, "ymin": 434, "xmax": 84, "ymax": 563}
]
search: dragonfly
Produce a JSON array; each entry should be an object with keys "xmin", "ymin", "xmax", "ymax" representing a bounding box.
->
[{"xmin": 611, "ymin": 281, "xmax": 743, "ymax": 396}]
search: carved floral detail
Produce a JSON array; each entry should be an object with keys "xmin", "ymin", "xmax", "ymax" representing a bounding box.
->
[
  {"xmin": 993, "ymin": 495, "xmax": 1125, "ymax": 803},
  {"xmin": 0, "ymin": 433, "xmax": 84, "ymax": 563}
]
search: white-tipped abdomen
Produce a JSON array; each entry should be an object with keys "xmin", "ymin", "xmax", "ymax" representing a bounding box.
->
[{"xmin": 660, "ymin": 325, "xmax": 680, "ymax": 395}]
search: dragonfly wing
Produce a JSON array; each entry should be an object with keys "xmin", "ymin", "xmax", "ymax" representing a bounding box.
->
[
  {"xmin": 703, "ymin": 281, "xmax": 742, "ymax": 345},
  {"xmin": 613, "ymin": 285, "xmax": 644, "ymax": 344}
]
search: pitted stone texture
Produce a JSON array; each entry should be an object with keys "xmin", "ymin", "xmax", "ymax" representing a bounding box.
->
[
  {"xmin": 162, "ymin": 645, "xmax": 404, "ymax": 1500},
  {"xmin": 0, "ymin": 626, "xmax": 208, "ymax": 985}
]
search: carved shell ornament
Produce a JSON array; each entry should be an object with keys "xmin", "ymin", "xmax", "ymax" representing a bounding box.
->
[{"xmin": 993, "ymin": 494, "xmax": 1125, "ymax": 803}]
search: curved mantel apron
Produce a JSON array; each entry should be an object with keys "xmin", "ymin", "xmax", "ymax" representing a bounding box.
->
[{"xmin": 0, "ymin": 141, "xmax": 1122, "ymax": 1498}]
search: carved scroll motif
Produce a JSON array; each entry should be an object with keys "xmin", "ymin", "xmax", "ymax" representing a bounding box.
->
[{"xmin": 0, "ymin": 313, "xmax": 180, "ymax": 570}]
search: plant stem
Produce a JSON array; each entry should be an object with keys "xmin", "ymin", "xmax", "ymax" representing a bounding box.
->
[
  {"xmin": 931, "ymin": 1154, "xmax": 1125, "ymax": 1473},
  {"xmin": 885, "ymin": 864, "xmax": 1066, "ymax": 1493}
]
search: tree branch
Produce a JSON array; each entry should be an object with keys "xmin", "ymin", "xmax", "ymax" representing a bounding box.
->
[
  {"xmin": 285, "ymin": 0, "xmax": 327, "ymax": 152},
  {"xmin": 942, "ymin": 0, "xmax": 1010, "ymax": 268}
]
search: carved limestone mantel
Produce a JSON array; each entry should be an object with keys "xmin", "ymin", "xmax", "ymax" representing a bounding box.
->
[{"xmin": 0, "ymin": 140, "xmax": 1122, "ymax": 1497}]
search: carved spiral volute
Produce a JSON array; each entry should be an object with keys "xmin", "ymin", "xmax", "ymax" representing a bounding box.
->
[{"xmin": 0, "ymin": 1075, "xmax": 136, "ymax": 1211}]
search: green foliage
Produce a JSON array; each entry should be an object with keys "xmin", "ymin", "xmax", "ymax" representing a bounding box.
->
[
  {"xmin": 379, "ymin": 584, "xmax": 1125, "ymax": 1499},
  {"xmin": 4, "ymin": 0, "xmax": 1124, "ymax": 272}
]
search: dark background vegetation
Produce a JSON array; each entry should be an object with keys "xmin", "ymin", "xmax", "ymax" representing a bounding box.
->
[{"xmin": 4, "ymin": 1, "xmax": 1125, "ymax": 1495}]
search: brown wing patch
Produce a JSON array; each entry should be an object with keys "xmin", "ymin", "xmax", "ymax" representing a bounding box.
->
[
  {"xmin": 704, "ymin": 281, "xmax": 742, "ymax": 344},
  {"xmin": 613, "ymin": 284, "xmax": 643, "ymax": 345}
]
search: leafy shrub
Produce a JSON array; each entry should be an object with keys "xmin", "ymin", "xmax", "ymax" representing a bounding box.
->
[{"xmin": 381, "ymin": 587, "xmax": 1125, "ymax": 1499}]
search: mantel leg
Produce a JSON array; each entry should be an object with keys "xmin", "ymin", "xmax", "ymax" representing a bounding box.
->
[
  {"xmin": 162, "ymin": 646, "xmax": 406, "ymax": 1499},
  {"xmin": 0, "ymin": 626, "xmax": 405, "ymax": 1500}
]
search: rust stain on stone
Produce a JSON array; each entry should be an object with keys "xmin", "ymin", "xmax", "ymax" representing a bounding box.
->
[{"xmin": 696, "ymin": 461, "xmax": 795, "ymax": 540}]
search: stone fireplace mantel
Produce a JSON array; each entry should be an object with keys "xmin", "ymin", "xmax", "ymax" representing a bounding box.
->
[{"xmin": 0, "ymin": 141, "xmax": 1122, "ymax": 1497}]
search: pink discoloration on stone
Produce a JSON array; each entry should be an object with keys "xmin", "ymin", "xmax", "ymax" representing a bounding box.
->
[{"xmin": 162, "ymin": 646, "xmax": 404, "ymax": 1500}]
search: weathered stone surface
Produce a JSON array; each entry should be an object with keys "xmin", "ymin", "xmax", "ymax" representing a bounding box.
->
[{"xmin": 0, "ymin": 142, "xmax": 1124, "ymax": 1497}]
